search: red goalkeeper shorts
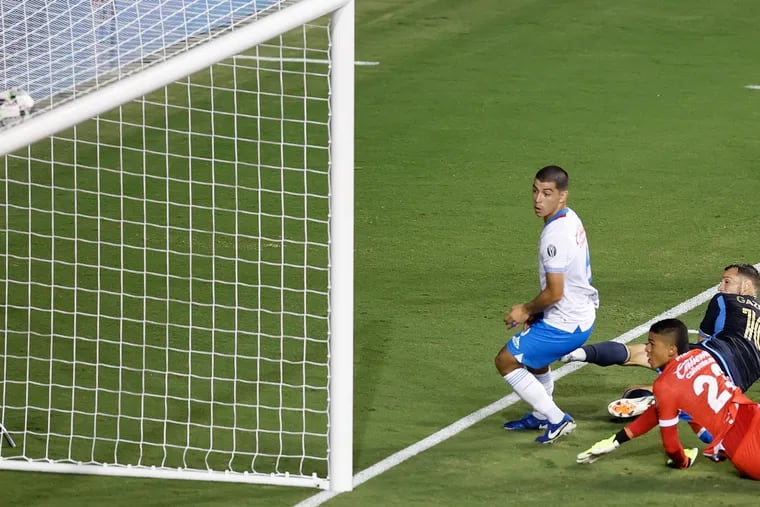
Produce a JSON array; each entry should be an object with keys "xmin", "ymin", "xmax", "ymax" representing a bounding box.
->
[{"xmin": 727, "ymin": 404, "xmax": 760, "ymax": 480}]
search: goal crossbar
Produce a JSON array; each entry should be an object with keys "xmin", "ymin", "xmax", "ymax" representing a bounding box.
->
[{"xmin": 0, "ymin": 0, "xmax": 350, "ymax": 158}]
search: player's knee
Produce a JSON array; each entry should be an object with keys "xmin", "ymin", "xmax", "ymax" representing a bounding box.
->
[
  {"xmin": 494, "ymin": 351, "xmax": 503, "ymax": 370},
  {"xmin": 495, "ymin": 348, "xmax": 518, "ymax": 374}
]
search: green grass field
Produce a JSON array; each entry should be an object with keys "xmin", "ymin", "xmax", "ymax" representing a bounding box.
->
[{"xmin": 4, "ymin": 0, "xmax": 760, "ymax": 505}]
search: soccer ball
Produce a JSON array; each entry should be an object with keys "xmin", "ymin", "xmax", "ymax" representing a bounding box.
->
[{"xmin": 0, "ymin": 88, "xmax": 35, "ymax": 124}]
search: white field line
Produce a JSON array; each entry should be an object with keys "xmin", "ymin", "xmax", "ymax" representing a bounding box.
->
[
  {"xmin": 234, "ymin": 55, "xmax": 379, "ymax": 65},
  {"xmin": 745, "ymin": 85, "xmax": 760, "ymax": 89},
  {"xmin": 297, "ymin": 264, "xmax": 760, "ymax": 506}
]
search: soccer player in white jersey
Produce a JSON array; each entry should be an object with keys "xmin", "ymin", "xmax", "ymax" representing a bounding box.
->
[{"xmin": 495, "ymin": 165, "xmax": 599, "ymax": 443}]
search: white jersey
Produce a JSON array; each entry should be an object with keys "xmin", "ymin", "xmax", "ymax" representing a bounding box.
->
[{"xmin": 538, "ymin": 207, "xmax": 598, "ymax": 332}]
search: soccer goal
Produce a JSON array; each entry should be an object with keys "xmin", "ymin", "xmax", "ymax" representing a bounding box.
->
[{"xmin": 0, "ymin": 0, "xmax": 354, "ymax": 492}]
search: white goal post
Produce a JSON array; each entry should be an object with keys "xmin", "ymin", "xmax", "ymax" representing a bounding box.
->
[{"xmin": 0, "ymin": 0, "xmax": 353, "ymax": 492}]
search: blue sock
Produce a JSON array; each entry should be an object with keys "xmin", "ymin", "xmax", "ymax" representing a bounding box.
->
[
  {"xmin": 697, "ymin": 428, "xmax": 714, "ymax": 444},
  {"xmin": 582, "ymin": 342, "xmax": 629, "ymax": 366},
  {"xmin": 679, "ymin": 411, "xmax": 714, "ymax": 444}
]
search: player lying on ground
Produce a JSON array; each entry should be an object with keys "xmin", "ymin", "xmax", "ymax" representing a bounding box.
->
[
  {"xmin": 577, "ymin": 318, "xmax": 760, "ymax": 481},
  {"xmin": 563, "ymin": 264, "xmax": 760, "ymax": 394}
]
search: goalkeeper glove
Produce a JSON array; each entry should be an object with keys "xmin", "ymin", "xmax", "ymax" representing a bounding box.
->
[
  {"xmin": 576, "ymin": 434, "xmax": 620, "ymax": 464},
  {"xmin": 666, "ymin": 447, "xmax": 698, "ymax": 469}
]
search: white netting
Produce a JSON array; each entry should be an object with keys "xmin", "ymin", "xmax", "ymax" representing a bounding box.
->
[
  {"xmin": 0, "ymin": 0, "xmax": 338, "ymax": 488},
  {"xmin": 0, "ymin": 0, "xmax": 306, "ymax": 121}
]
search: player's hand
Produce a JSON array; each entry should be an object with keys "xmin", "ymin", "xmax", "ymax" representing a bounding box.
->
[
  {"xmin": 504, "ymin": 304, "xmax": 530, "ymax": 328},
  {"xmin": 666, "ymin": 447, "xmax": 698, "ymax": 469},
  {"xmin": 576, "ymin": 435, "xmax": 619, "ymax": 464},
  {"xmin": 524, "ymin": 312, "xmax": 543, "ymax": 329}
]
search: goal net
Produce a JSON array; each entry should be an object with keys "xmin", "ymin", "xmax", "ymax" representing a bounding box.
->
[{"xmin": 0, "ymin": 0, "xmax": 354, "ymax": 491}]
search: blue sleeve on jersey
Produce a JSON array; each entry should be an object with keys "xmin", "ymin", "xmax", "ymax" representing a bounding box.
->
[
  {"xmin": 714, "ymin": 295, "xmax": 727, "ymax": 335},
  {"xmin": 699, "ymin": 294, "xmax": 723, "ymax": 337}
]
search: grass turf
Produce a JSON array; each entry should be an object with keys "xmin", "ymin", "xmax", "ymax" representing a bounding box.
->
[{"xmin": 3, "ymin": 0, "xmax": 760, "ymax": 505}]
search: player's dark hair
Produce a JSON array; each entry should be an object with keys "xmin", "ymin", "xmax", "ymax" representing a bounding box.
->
[
  {"xmin": 649, "ymin": 318, "xmax": 689, "ymax": 354},
  {"xmin": 724, "ymin": 263, "xmax": 760, "ymax": 291},
  {"xmin": 535, "ymin": 165, "xmax": 569, "ymax": 190}
]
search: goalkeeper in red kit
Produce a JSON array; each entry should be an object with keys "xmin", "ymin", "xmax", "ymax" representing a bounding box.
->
[{"xmin": 577, "ymin": 318, "xmax": 760, "ymax": 480}]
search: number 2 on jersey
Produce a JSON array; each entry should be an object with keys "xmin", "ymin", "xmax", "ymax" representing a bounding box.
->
[{"xmin": 692, "ymin": 363, "xmax": 732, "ymax": 413}]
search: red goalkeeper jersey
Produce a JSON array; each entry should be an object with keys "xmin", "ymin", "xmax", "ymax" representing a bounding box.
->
[{"xmin": 651, "ymin": 349, "xmax": 755, "ymax": 467}]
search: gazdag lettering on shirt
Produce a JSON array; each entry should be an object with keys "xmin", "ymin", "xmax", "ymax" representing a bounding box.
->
[
  {"xmin": 539, "ymin": 207, "xmax": 599, "ymax": 333},
  {"xmin": 696, "ymin": 292, "xmax": 760, "ymax": 391}
]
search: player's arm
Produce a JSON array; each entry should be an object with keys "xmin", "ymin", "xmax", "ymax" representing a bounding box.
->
[
  {"xmin": 697, "ymin": 294, "xmax": 721, "ymax": 341},
  {"xmin": 526, "ymin": 271, "xmax": 564, "ymax": 314},
  {"xmin": 659, "ymin": 422, "xmax": 695, "ymax": 468},
  {"xmin": 624, "ymin": 404, "xmax": 659, "ymax": 437},
  {"xmin": 655, "ymin": 387, "xmax": 698, "ymax": 469},
  {"xmin": 505, "ymin": 272, "xmax": 563, "ymax": 327}
]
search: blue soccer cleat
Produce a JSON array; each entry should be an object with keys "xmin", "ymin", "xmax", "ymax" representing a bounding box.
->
[
  {"xmin": 503, "ymin": 413, "xmax": 548, "ymax": 431},
  {"xmin": 535, "ymin": 413, "xmax": 576, "ymax": 444}
]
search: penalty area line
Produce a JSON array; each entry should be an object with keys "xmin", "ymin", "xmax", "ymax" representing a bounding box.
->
[{"xmin": 296, "ymin": 264, "xmax": 760, "ymax": 507}]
